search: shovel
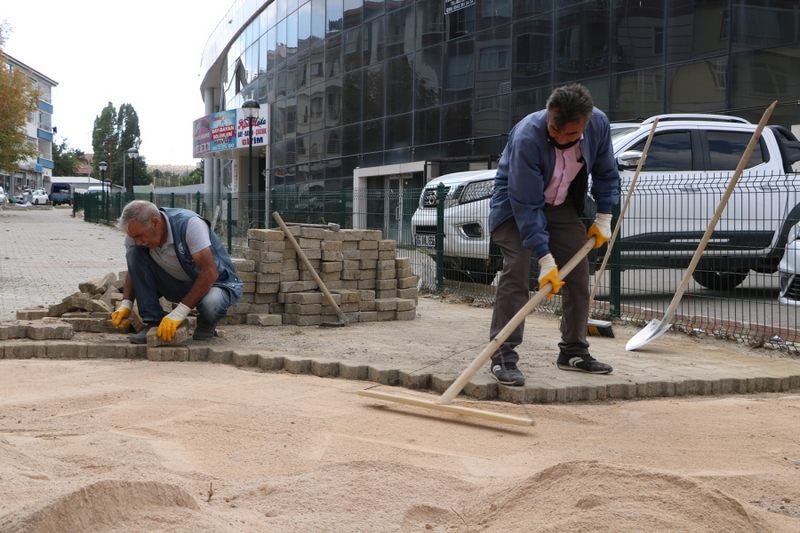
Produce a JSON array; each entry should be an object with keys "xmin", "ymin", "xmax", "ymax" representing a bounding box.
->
[{"xmin": 625, "ymin": 100, "xmax": 777, "ymax": 351}]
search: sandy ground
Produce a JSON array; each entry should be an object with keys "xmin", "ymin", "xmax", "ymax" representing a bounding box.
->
[{"xmin": 1, "ymin": 356, "xmax": 799, "ymax": 532}]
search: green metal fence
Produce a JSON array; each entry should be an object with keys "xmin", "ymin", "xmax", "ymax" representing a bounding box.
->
[{"xmin": 75, "ymin": 178, "xmax": 800, "ymax": 352}]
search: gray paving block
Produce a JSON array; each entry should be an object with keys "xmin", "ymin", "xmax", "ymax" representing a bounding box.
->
[
  {"xmin": 187, "ymin": 346, "xmax": 209, "ymax": 362},
  {"xmin": 87, "ymin": 344, "xmax": 128, "ymax": 358},
  {"xmin": 232, "ymin": 352, "xmax": 258, "ymax": 367},
  {"xmin": 46, "ymin": 342, "xmax": 88, "ymax": 359},
  {"xmin": 367, "ymin": 366, "xmax": 400, "ymax": 386},
  {"xmin": 26, "ymin": 323, "xmax": 74, "ymax": 340},
  {"xmin": 310, "ymin": 358, "xmax": 339, "ymax": 378},
  {"xmin": 147, "ymin": 347, "xmax": 189, "ymax": 362},
  {"xmin": 338, "ymin": 362, "xmax": 369, "ymax": 380},
  {"xmin": 207, "ymin": 349, "xmax": 233, "ymax": 364},
  {"xmin": 284, "ymin": 356, "xmax": 312, "ymax": 374},
  {"xmin": 127, "ymin": 345, "xmax": 147, "ymax": 359},
  {"xmin": 398, "ymin": 370, "xmax": 430, "ymax": 390},
  {"xmin": 257, "ymin": 354, "xmax": 284, "ymax": 371},
  {"xmin": 3, "ymin": 342, "xmax": 46, "ymax": 359}
]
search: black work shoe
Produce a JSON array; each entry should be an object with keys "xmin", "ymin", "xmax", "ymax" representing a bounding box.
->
[
  {"xmin": 128, "ymin": 325, "xmax": 156, "ymax": 345},
  {"xmin": 490, "ymin": 363, "xmax": 526, "ymax": 386},
  {"xmin": 192, "ymin": 327, "xmax": 218, "ymax": 341},
  {"xmin": 557, "ymin": 354, "xmax": 613, "ymax": 374}
]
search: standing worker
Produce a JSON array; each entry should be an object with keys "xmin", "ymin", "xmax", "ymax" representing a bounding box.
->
[
  {"xmin": 110, "ymin": 200, "xmax": 242, "ymax": 343},
  {"xmin": 488, "ymin": 83, "xmax": 620, "ymax": 386}
]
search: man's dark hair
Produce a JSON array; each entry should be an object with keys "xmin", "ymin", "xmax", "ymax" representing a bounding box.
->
[{"xmin": 546, "ymin": 83, "xmax": 594, "ymax": 128}]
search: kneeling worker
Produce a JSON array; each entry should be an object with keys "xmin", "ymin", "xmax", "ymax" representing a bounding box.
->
[{"xmin": 111, "ymin": 200, "xmax": 242, "ymax": 343}]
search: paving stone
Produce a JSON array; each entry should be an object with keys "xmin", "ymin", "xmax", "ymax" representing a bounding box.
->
[
  {"xmin": 367, "ymin": 365, "xmax": 400, "ymax": 386},
  {"xmin": 338, "ymin": 362, "xmax": 369, "ymax": 380},
  {"xmin": 87, "ymin": 344, "xmax": 128, "ymax": 358},
  {"xmin": 284, "ymin": 356, "xmax": 312, "ymax": 374},
  {"xmin": 310, "ymin": 358, "xmax": 339, "ymax": 377},
  {"xmin": 187, "ymin": 345, "xmax": 209, "ymax": 362},
  {"xmin": 26, "ymin": 323, "xmax": 74, "ymax": 340},
  {"xmin": 147, "ymin": 346, "xmax": 189, "ymax": 362},
  {"xmin": 46, "ymin": 342, "xmax": 88, "ymax": 359},
  {"xmin": 146, "ymin": 324, "xmax": 191, "ymax": 347},
  {"xmin": 208, "ymin": 348, "xmax": 233, "ymax": 364},
  {"xmin": 257, "ymin": 354, "xmax": 284, "ymax": 371},
  {"xmin": 3, "ymin": 341, "xmax": 46, "ymax": 359},
  {"xmin": 232, "ymin": 351, "xmax": 258, "ymax": 367},
  {"xmin": 16, "ymin": 308, "xmax": 49, "ymax": 320}
]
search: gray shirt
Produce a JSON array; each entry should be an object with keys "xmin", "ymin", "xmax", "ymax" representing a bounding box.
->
[{"xmin": 125, "ymin": 213, "xmax": 211, "ymax": 281}]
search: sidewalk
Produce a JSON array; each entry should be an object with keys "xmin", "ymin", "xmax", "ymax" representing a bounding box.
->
[{"xmin": 1, "ymin": 206, "xmax": 799, "ymax": 404}]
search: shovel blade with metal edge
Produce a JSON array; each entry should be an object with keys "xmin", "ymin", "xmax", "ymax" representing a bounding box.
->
[{"xmin": 625, "ymin": 100, "xmax": 777, "ymax": 351}]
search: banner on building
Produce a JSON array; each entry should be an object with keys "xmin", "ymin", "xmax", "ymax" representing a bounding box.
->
[{"xmin": 193, "ymin": 107, "xmax": 269, "ymax": 158}]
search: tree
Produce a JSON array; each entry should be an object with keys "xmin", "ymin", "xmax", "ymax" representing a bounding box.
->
[
  {"xmin": 0, "ymin": 24, "xmax": 39, "ymax": 174},
  {"xmin": 52, "ymin": 139, "xmax": 84, "ymax": 176},
  {"xmin": 91, "ymin": 101, "xmax": 147, "ymax": 191}
]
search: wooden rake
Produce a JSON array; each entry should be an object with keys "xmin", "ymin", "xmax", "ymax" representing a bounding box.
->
[{"xmin": 358, "ymin": 238, "xmax": 597, "ymax": 426}]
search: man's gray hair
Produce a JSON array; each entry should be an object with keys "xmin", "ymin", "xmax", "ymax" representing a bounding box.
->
[
  {"xmin": 118, "ymin": 200, "xmax": 160, "ymax": 231},
  {"xmin": 546, "ymin": 83, "xmax": 594, "ymax": 129}
]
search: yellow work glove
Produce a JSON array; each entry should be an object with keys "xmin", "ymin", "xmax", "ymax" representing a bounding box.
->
[
  {"xmin": 157, "ymin": 303, "xmax": 191, "ymax": 342},
  {"xmin": 111, "ymin": 299, "xmax": 132, "ymax": 330},
  {"xmin": 587, "ymin": 213, "xmax": 613, "ymax": 249},
  {"xmin": 537, "ymin": 253, "xmax": 564, "ymax": 299}
]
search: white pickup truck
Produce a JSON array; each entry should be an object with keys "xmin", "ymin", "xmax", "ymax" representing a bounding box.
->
[{"xmin": 411, "ymin": 114, "xmax": 800, "ymax": 289}]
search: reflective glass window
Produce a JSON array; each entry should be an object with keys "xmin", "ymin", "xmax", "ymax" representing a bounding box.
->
[
  {"xmin": 326, "ymin": 128, "xmax": 342, "ymax": 158},
  {"xmin": 667, "ymin": 0, "xmax": 729, "ymax": 62},
  {"xmin": 731, "ymin": 49, "xmax": 800, "ymax": 110},
  {"xmin": 446, "ymin": 4, "xmax": 475, "ymax": 40},
  {"xmin": 513, "ymin": 0, "xmax": 553, "ymax": 19},
  {"xmin": 277, "ymin": 0, "xmax": 287, "ymax": 21},
  {"xmin": 277, "ymin": 18, "xmax": 287, "ymax": 68},
  {"xmin": 386, "ymin": 6, "xmax": 414, "ymax": 58},
  {"xmin": 414, "ymin": 44, "xmax": 442, "ymax": 109},
  {"xmin": 478, "ymin": 0, "xmax": 511, "ymax": 30},
  {"xmin": 342, "ymin": 123, "xmax": 361, "ymax": 155},
  {"xmin": 296, "ymin": 88, "xmax": 310, "ymax": 134},
  {"xmin": 513, "ymin": 16, "xmax": 552, "ymax": 89},
  {"xmin": 327, "ymin": 0, "xmax": 344, "ymax": 36},
  {"xmin": 344, "ymin": 0, "xmax": 363, "ymax": 29},
  {"xmin": 326, "ymin": 79, "xmax": 342, "ymax": 127},
  {"xmin": 386, "ymin": 54, "xmax": 413, "ymax": 115},
  {"xmin": 364, "ymin": 64, "xmax": 384, "ymax": 120},
  {"xmin": 362, "ymin": 118, "xmax": 384, "ymax": 153},
  {"xmin": 326, "ymin": 34, "xmax": 343, "ymax": 78},
  {"xmin": 416, "ymin": 0, "xmax": 443, "ymax": 48},
  {"xmin": 414, "ymin": 107, "xmax": 440, "ymax": 145},
  {"xmin": 386, "ymin": 113, "xmax": 412, "ymax": 148},
  {"xmin": 287, "ymin": 11, "xmax": 299, "ymax": 59},
  {"xmin": 511, "ymin": 87, "xmax": 548, "ymax": 126},
  {"xmin": 473, "ymin": 94, "xmax": 509, "ymax": 138},
  {"xmin": 298, "ymin": 1, "xmax": 312, "ymax": 56},
  {"xmin": 363, "ymin": 17, "xmax": 385, "ymax": 66},
  {"xmin": 311, "ymin": 0, "xmax": 325, "ymax": 42},
  {"xmin": 365, "ymin": 0, "xmax": 385, "ymax": 21},
  {"xmin": 343, "ymin": 27, "xmax": 363, "ymax": 72},
  {"xmin": 580, "ymin": 77, "xmax": 610, "ymax": 113},
  {"xmin": 612, "ymin": 0, "xmax": 665, "ymax": 71},
  {"xmin": 443, "ymin": 40, "xmax": 474, "ymax": 103},
  {"xmin": 555, "ymin": 1, "xmax": 610, "ymax": 82},
  {"xmin": 475, "ymin": 26, "xmax": 510, "ymax": 98},
  {"xmin": 732, "ymin": 1, "xmax": 796, "ymax": 51},
  {"xmin": 612, "ymin": 67, "xmax": 663, "ymax": 119},
  {"xmin": 442, "ymin": 101, "xmax": 473, "ymax": 141},
  {"xmin": 667, "ymin": 58, "xmax": 727, "ymax": 113},
  {"xmin": 387, "ymin": 0, "xmax": 414, "ymax": 10},
  {"xmin": 342, "ymin": 70, "xmax": 362, "ymax": 124}
]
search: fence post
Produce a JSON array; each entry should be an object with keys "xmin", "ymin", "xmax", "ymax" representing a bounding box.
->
[
  {"xmin": 610, "ymin": 199, "xmax": 622, "ymax": 317},
  {"xmin": 170, "ymin": 192, "xmax": 175, "ymax": 208},
  {"xmin": 149, "ymin": 191, "xmax": 154, "ymax": 204},
  {"xmin": 227, "ymin": 192, "xmax": 233, "ymax": 254},
  {"xmin": 195, "ymin": 191, "xmax": 201, "ymax": 214},
  {"xmin": 340, "ymin": 187, "xmax": 347, "ymax": 227},
  {"xmin": 435, "ymin": 183, "xmax": 446, "ymax": 292}
]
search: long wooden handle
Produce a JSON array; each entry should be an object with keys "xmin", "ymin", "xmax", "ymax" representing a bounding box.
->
[
  {"xmin": 437, "ymin": 238, "xmax": 596, "ymax": 404},
  {"xmin": 272, "ymin": 211, "xmax": 346, "ymax": 323},
  {"xmin": 661, "ymin": 100, "xmax": 777, "ymax": 324},
  {"xmin": 590, "ymin": 119, "xmax": 659, "ymax": 302}
]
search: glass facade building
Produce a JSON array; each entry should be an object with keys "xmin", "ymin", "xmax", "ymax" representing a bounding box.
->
[{"xmin": 199, "ymin": 0, "xmax": 800, "ymax": 227}]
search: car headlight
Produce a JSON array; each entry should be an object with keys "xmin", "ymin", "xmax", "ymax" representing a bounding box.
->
[{"xmin": 452, "ymin": 179, "xmax": 494, "ymax": 206}]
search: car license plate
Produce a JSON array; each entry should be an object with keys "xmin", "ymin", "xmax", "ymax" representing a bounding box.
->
[{"xmin": 414, "ymin": 234, "xmax": 436, "ymax": 248}]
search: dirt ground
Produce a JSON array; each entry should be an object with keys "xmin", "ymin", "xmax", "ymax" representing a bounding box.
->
[{"xmin": 2, "ymin": 304, "xmax": 800, "ymax": 532}]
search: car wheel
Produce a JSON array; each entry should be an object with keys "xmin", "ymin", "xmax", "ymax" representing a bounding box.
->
[{"xmin": 691, "ymin": 270, "xmax": 748, "ymax": 291}]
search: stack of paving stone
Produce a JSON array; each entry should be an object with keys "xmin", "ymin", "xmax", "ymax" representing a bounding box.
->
[{"xmin": 229, "ymin": 226, "xmax": 418, "ymax": 326}]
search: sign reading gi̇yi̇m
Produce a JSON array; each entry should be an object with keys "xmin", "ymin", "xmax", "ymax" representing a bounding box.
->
[{"xmin": 192, "ymin": 107, "xmax": 270, "ymax": 158}]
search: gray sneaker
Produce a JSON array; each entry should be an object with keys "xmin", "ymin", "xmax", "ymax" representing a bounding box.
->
[
  {"xmin": 490, "ymin": 363, "xmax": 525, "ymax": 386},
  {"xmin": 128, "ymin": 325, "xmax": 157, "ymax": 345}
]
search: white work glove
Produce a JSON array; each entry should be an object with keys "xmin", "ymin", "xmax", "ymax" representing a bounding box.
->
[
  {"xmin": 157, "ymin": 302, "xmax": 191, "ymax": 342},
  {"xmin": 587, "ymin": 213, "xmax": 613, "ymax": 249},
  {"xmin": 537, "ymin": 253, "xmax": 564, "ymax": 299},
  {"xmin": 111, "ymin": 299, "xmax": 133, "ymax": 330}
]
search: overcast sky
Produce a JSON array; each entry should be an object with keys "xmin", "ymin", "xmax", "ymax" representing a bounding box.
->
[{"xmin": 2, "ymin": 1, "xmax": 229, "ymax": 166}]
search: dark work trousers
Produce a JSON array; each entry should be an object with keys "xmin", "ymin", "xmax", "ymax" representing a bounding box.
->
[{"xmin": 489, "ymin": 201, "xmax": 591, "ymax": 366}]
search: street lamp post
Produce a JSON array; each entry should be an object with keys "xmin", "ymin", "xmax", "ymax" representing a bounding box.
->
[
  {"xmin": 242, "ymin": 99, "xmax": 261, "ymax": 227},
  {"xmin": 127, "ymin": 147, "xmax": 139, "ymax": 198},
  {"xmin": 98, "ymin": 160, "xmax": 108, "ymax": 222}
]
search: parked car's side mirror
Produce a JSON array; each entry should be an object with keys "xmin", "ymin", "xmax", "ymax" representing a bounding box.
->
[{"xmin": 617, "ymin": 150, "xmax": 643, "ymax": 170}]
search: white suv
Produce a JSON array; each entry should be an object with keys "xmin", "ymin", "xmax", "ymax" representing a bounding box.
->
[{"xmin": 412, "ymin": 114, "xmax": 800, "ymax": 289}]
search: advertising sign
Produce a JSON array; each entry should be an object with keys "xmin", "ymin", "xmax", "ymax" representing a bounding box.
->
[
  {"xmin": 193, "ymin": 107, "xmax": 269, "ymax": 158},
  {"xmin": 444, "ymin": 0, "xmax": 475, "ymax": 15}
]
